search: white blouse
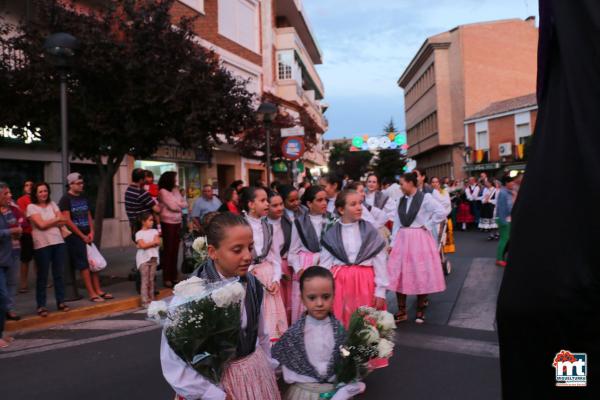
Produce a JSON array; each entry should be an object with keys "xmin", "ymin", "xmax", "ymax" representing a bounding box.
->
[
  {"xmin": 282, "ymin": 315, "xmax": 335, "ymax": 384},
  {"xmin": 391, "ymin": 193, "xmax": 447, "ymax": 241},
  {"xmin": 326, "ymin": 197, "xmax": 336, "ymax": 214},
  {"xmin": 482, "ymin": 187, "xmax": 497, "ymax": 205},
  {"xmin": 288, "ymin": 214, "xmax": 325, "ymax": 273},
  {"xmin": 246, "ymin": 215, "xmax": 281, "ymax": 281},
  {"xmin": 319, "ymin": 221, "xmax": 389, "ymax": 298},
  {"xmin": 361, "ymin": 204, "xmax": 387, "ymax": 230},
  {"xmin": 365, "ymin": 191, "xmax": 397, "ymax": 223},
  {"xmin": 284, "ymin": 208, "xmax": 296, "ymax": 222},
  {"xmin": 268, "ymin": 217, "xmax": 287, "ymax": 272},
  {"xmin": 160, "ymin": 294, "xmax": 276, "ymax": 400},
  {"xmin": 432, "ymin": 190, "xmax": 452, "ymax": 215}
]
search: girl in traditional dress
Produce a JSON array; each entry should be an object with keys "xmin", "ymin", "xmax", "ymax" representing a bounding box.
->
[
  {"xmin": 387, "ymin": 172, "xmax": 447, "ymax": 324},
  {"xmin": 273, "ymin": 266, "xmax": 366, "ymax": 400},
  {"xmin": 268, "ymin": 191, "xmax": 294, "ymax": 324},
  {"xmin": 279, "ymin": 185, "xmax": 304, "ymax": 221},
  {"xmin": 161, "ymin": 213, "xmax": 280, "ymax": 400},
  {"xmin": 365, "ymin": 174, "xmax": 397, "ymax": 224},
  {"xmin": 478, "ymin": 179, "xmax": 498, "ymax": 232},
  {"xmin": 240, "ymin": 187, "xmax": 288, "ymax": 341},
  {"xmin": 320, "ymin": 190, "xmax": 389, "ymax": 328},
  {"xmin": 456, "ymin": 191, "xmax": 475, "ymax": 231},
  {"xmin": 319, "ymin": 174, "xmax": 343, "ymax": 214},
  {"xmin": 430, "ymin": 177, "xmax": 453, "ymax": 250},
  {"xmin": 288, "ymin": 186, "xmax": 329, "ymax": 323},
  {"xmin": 346, "ymin": 181, "xmax": 387, "ymax": 230}
]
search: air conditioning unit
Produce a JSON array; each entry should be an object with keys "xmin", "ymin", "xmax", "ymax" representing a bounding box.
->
[{"xmin": 498, "ymin": 143, "xmax": 513, "ymax": 156}]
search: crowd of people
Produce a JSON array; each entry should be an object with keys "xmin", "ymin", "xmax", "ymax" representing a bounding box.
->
[{"xmin": 0, "ymin": 174, "xmax": 114, "ymax": 348}]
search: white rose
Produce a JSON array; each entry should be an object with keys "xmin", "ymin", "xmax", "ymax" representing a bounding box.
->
[
  {"xmin": 192, "ymin": 236, "xmax": 207, "ymax": 254},
  {"xmin": 212, "ymin": 282, "xmax": 245, "ymax": 308},
  {"xmin": 377, "ymin": 311, "xmax": 396, "ymax": 331},
  {"xmin": 147, "ymin": 300, "xmax": 168, "ymax": 321},
  {"xmin": 377, "ymin": 338, "xmax": 394, "ymax": 358},
  {"xmin": 362, "ymin": 326, "xmax": 380, "ymax": 344},
  {"xmin": 173, "ymin": 276, "xmax": 207, "ymax": 298}
]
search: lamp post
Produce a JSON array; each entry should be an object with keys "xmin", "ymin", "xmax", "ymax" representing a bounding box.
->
[
  {"xmin": 43, "ymin": 32, "xmax": 78, "ymax": 190},
  {"xmin": 256, "ymin": 102, "xmax": 278, "ymax": 187},
  {"xmin": 43, "ymin": 32, "xmax": 81, "ymax": 301}
]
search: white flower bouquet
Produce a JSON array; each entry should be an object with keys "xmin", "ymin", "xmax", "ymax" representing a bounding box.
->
[
  {"xmin": 335, "ymin": 306, "xmax": 396, "ymax": 384},
  {"xmin": 148, "ymin": 276, "xmax": 246, "ymax": 384},
  {"xmin": 182, "ymin": 235, "xmax": 209, "ymax": 274}
]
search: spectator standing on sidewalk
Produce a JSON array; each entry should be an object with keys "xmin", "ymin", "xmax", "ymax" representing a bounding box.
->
[
  {"xmin": 16, "ymin": 180, "xmax": 34, "ymax": 293},
  {"xmin": 0, "ymin": 181, "xmax": 21, "ymax": 347},
  {"xmin": 125, "ymin": 168, "xmax": 160, "ymax": 241},
  {"xmin": 217, "ymin": 187, "xmax": 241, "ymax": 215},
  {"xmin": 191, "ymin": 184, "xmax": 221, "ymax": 228},
  {"xmin": 135, "ymin": 213, "xmax": 160, "ymax": 307},
  {"xmin": 495, "ymin": 175, "xmax": 515, "ymax": 267},
  {"xmin": 26, "ymin": 182, "xmax": 68, "ymax": 317},
  {"xmin": 59, "ymin": 173, "xmax": 112, "ymax": 302},
  {"xmin": 158, "ymin": 171, "xmax": 187, "ymax": 288},
  {"xmin": 144, "ymin": 170, "xmax": 159, "ymax": 201},
  {"xmin": 0, "ymin": 185, "xmax": 25, "ymax": 321}
]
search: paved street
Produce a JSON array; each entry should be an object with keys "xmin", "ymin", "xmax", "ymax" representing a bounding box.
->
[{"xmin": 0, "ymin": 230, "xmax": 503, "ymax": 400}]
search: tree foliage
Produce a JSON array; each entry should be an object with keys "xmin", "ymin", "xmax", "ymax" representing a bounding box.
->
[
  {"xmin": 0, "ymin": 0, "xmax": 257, "ymax": 245},
  {"xmin": 327, "ymin": 141, "xmax": 373, "ymax": 181},
  {"xmin": 372, "ymin": 118, "xmax": 406, "ymax": 180}
]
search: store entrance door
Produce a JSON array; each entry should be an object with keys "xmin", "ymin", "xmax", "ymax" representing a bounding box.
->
[{"xmin": 248, "ymin": 169, "xmax": 264, "ymax": 187}]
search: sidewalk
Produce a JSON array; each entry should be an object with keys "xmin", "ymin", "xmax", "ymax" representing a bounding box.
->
[{"xmin": 6, "ymin": 246, "xmax": 175, "ymax": 333}]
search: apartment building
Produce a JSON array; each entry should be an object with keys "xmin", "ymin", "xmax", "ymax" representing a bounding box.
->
[{"xmin": 397, "ymin": 17, "xmax": 538, "ymax": 179}]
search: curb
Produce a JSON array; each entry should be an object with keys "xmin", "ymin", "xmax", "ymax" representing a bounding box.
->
[{"xmin": 6, "ymin": 289, "xmax": 173, "ymax": 334}]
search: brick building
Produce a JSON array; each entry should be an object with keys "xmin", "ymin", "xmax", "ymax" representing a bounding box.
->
[
  {"xmin": 464, "ymin": 93, "xmax": 537, "ymax": 176},
  {"xmin": 0, "ymin": 0, "xmax": 328, "ymax": 247},
  {"xmin": 397, "ymin": 17, "xmax": 538, "ymax": 179}
]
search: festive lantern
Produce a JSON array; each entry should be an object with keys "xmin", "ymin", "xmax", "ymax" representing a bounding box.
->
[{"xmin": 352, "ymin": 136, "xmax": 364, "ymax": 148}]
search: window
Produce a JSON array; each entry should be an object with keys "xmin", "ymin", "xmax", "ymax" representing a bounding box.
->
[
  {"xmin": 475, "ymin": 121, "xmax": 489, "ymax": 150},
  {"xmin": 218, "ymin": 0, "xmax": 258, "ymax": 52},
  {"xmin": 278, "ymin": 52, "xmax": 293, "ymax": 80},
  {"xmin": 515, "ymin": 112, "xmax": 532, "ymax": 144},
  {"xmin": 179, "ymin": 0, "xmax": 204, "ymax": 14}
]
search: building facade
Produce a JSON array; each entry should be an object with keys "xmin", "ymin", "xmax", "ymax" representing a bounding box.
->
[
  {"xmin": 0, "ymin": 0, "xmax": 328, "ymax": 247},
  {"xmin": 464, "ymin": 93, "xmax": 537, "ymax": 176},
  {"xmin": 397, "ymin": 17, "xmax": 538, "ymax": 179}
]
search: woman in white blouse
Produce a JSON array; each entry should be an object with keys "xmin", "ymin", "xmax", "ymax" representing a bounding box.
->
[
  {"xmin": 365, "ymin": 173, "xmax": 397, "ymax": 223},
  {"xmin": 430, "ymin": 177, "xmax": 452, "ymax": 244},
  {"xmin": 387, "ymin": 173, "xmax": 447, "ymax": 324}
]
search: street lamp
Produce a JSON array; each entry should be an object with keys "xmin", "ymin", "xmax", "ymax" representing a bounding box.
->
[
  {"xmin": 256, "ymin": 102, "xmax": 278, "ymax": 187},
  {"xmin": 44, "ymin": 32, "xmax": 80, "ymax": 301},
  {"xmin": 43, "ymin": 32, "xmax": 78, "ymax": 190}
]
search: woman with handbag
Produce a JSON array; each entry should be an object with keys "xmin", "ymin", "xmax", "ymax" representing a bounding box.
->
[{"xmin": 26, "ymin": 182, "xmax": 69, "ymax": 317}]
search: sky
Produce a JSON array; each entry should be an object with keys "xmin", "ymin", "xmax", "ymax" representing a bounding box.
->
[{"xmin": 302, "ymin": 0, "xmax": 539, "ymax": 139}]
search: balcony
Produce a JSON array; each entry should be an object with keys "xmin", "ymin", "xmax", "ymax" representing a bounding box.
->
[
  {"xmin": 275, "ymin": 27, "xmax": 324, "ymax": 98},
  {"xmin": 275, "ymin": 0, "xmax": 322, "ymax": 65}
]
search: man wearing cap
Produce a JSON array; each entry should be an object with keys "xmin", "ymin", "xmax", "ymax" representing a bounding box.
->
[{"xmin": 59, "ymin": 173, "xmax": 112, "ymax": 302}]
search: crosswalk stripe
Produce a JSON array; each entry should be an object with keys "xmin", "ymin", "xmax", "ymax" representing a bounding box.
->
[
  {"xmin": 0, "ymin": 338, "xmax": 69, "ymax": 353},
  {"xmin": 52, "ymin": 319, "xmax": 155, "ymax": 331}
]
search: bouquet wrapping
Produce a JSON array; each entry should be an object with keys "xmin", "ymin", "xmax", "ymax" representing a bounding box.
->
[
  {"xmin": 335, "ymin": 306, "xmax": 396, "ymax": 384},
  {"xmin": 148, "ymin": 276, "xmax": 245, "ymax": 384}
]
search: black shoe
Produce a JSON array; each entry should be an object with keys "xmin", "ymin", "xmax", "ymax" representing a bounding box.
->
[{"xmin": 6, "ymin": 312, "xmax": 21, "ymax": 321}]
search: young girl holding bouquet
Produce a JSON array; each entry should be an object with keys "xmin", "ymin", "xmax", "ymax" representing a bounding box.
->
[
  {"xmin": 240, "ymin": 187, "xmax": 288, "ymax": 340},
  {"xmin": 320, "ymin": 190, "xmax": 389, "ymax": 328},
  {"xmin": 160, "ymin": 213, "xmax": 280, "ymax": 400},
  {"xmin": 273, "ymin": 266, "xmax": 366, "ymax": 400},
  {"xmin": 288, "ymin": 186, "xmax": 329, "ymax": 323},
  {"xmin": 267, "ymin": 191, "xmax": 294, "ymax": 324}
]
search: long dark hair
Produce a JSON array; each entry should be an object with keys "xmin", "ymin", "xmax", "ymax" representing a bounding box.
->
[
  {"xmin": 222, "ymin": 187, "xmax": 237, "ymax": 203},
  {"xmin": 239, "ymin": 186, "xmax": 267, "ymax": 213},
  {"xmin": 158, "ymin": 171, "xmax": 177, "ymax": 191},
  {"xmin": 30, "ymin": 182, "xmax": 51, "ymax": 205},
  {"xmin": 300, "ymin": 185, "xmax": 326, "ymax": 207}
]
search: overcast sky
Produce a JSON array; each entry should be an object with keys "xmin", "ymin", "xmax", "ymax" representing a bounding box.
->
[{"xmin": 302, "ymin": 0, "xmax": 539, "ymax": 139}]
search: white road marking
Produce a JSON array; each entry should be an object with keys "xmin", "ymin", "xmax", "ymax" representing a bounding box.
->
[
  {"xmin": 395, "ymin": 332, "xmax": 499, "ymax": 359},
  {"xmin": 0, "ymin": 338, "xmax": 69, "ymax": 352},
  {"xmin": 52, "ymin": 319, "xmax": 154, "ymax": 331},
  {"xmin": 0, "ymin": 324, "xmax": 161, "ymax": 360}
]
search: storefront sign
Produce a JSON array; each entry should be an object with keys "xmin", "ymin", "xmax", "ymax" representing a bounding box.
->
[
  {"xmin": 281, "ymin": 126, "xmax": 305, "ymax": 137},
  {"xmin": 152, "ymin": 145, "xmax": 209, "ymax": 163},
  {"xmin": 1, "ymin": 124, "xmax": 42, "ymax": 144},
  {"xmin": 463, "ymin": 163, "xmax": 501, "ymax": 172},
  {"xmin": 281, "ymin": 137, "xmax": 305, "ymax": 161}
]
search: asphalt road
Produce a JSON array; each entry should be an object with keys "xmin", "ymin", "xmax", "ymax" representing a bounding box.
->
[{"xmin": 0, "ymin": 230, "xmax": 503, "ymax": 400}]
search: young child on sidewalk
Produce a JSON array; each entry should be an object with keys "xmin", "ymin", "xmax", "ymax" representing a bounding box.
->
[
  {"xmin": 135, "ymin": 212, "xmax": 160, "ymax": 307},
  {"xmin": 273, "ymin": 266, "xmax": 366, "ymax": 400}
]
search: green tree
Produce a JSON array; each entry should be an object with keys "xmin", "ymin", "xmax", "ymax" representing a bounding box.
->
[
  {"xmin": 372, "ymin": 118, "xmax": 406, "ymax": 180},
  {"xmin": 327, "ymin": 141, "xmax": 373, "ymax": 181},
  {"xmin": 0, "ymin": 0, "xmax": 256, "ymax": 246}
]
